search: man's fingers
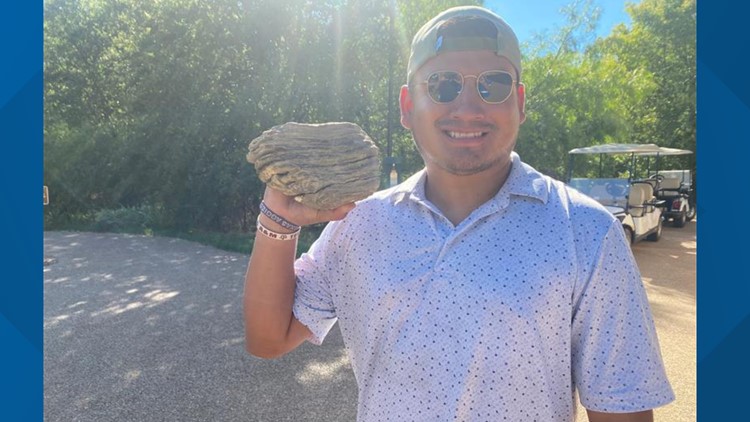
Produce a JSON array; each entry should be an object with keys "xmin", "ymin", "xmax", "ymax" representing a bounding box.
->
[{"xmin": 263, "ymin": 186, "xmax": 357, "ymax": 225}]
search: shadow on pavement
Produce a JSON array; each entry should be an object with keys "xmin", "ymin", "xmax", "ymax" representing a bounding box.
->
[{"xmin": 44, "ymin": 231, "xmax": 357, "ymax": 422}]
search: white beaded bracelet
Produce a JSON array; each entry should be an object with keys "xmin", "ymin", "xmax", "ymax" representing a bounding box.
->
[{"xmin": 256, "ymin": 217, "xmax": 300, "ymax": 241}]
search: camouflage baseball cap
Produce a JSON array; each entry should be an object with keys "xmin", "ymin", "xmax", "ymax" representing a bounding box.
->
[{"xmin": 407, "ymin": 6, "xmax": 521, "ymax": 84}]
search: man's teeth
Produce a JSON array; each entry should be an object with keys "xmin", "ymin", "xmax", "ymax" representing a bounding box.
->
[{"xmin": 448, "ymin": 131, "xmax": 484, "ymax": 139}]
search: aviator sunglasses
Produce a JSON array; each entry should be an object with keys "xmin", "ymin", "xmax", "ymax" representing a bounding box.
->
[{"xmin": 422, "ymin": 70, "xmax": 517, "ymax": 104}]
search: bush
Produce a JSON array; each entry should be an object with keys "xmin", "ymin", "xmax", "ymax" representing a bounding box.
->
[
  {"xmin": 92, "ymin": 205, "xmax": 163, "ymax": 233},
  {"xmin": 44, "ymin": 209, "xmax": 95, "ymax": 231}
]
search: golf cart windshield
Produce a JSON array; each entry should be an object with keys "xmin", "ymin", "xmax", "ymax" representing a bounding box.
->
[
  {"xmin": 659, "ymin": 170, "xmax": 692, "ymax": 186},
  {"xmin": 567, "ymin": 178, "xmax": 630, "ymax": 207}
]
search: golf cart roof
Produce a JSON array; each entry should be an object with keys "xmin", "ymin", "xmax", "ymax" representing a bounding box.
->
[
  {"xmin": 568, "ymin": 143, "xmax": 662, "ymax": 154},
  {"xmin": 635, "ymin": 146, "xmax": 693, "ymax": 156}
]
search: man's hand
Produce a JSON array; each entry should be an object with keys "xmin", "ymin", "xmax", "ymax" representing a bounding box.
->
[{"xmin": 262, "ymin": 186, "xmax": 356, "ymax": 228}]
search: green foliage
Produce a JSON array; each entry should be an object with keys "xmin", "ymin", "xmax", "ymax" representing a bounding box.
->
[
  {"xmin": 43, "ymin": 0, "xmax": 479, "ymax": 232},
  {"xmin": 592, "ymin": 0, "xmax": 696, "ymax": 152},
  {"xmin": 518, "ymin": 0, "xmax": 656, "ymax": 179},
  {"xmin": 91, "ymin": 204, "xmax": 164, "ymax": 233}
]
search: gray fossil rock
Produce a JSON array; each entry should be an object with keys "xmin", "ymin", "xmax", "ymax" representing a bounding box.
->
[{"xmin": 247, "ymin": 122, "xmax": 381, "ymax": 210}]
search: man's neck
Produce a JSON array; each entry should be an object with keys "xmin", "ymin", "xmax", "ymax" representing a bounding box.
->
[{"xmin": 423, "ymin": 159, "xmax": 513, "ymax": 226}]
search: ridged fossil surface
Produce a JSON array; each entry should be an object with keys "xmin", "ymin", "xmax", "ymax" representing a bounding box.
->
[{"xmin": 247, "ymin": 122, "xmax": 381, "ymax": 210}]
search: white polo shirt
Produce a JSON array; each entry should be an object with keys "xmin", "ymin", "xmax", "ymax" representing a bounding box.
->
[{"xmin": 293, "ymin": 152, "xmax": 674, "ymax": 421}]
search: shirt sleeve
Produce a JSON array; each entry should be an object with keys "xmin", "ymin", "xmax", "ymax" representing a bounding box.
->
[
  {"xmin": 571, "ymin": 220, "xmax": 675, "ymax": 412},
  {"xmin": 293, "ymin": 222, "xmax": 339, "ymax": 345}
]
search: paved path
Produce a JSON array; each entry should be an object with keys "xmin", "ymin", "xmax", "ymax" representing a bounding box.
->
[
  {"xmin": 44, "ymin": 232, "xmax": 357, "ymax": 421},
  {"xmin": 44, "ymin": 222, "xmax": 695, "ymax": 421},
  {"xmin": 618, "ymin": 220, "xmax": 696, "ymax": 422}
]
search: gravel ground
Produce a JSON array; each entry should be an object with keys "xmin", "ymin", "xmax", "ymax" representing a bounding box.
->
[
  {"xmin": 44, "ymin": 222, "xmax": 695, "ymax": 421},
  {"xmin": 43, "ymin": 232, "xmax": 357, "ymax": 422}
]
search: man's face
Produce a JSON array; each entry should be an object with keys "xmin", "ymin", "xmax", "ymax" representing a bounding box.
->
[{"xmin": 400, "ymin": 50, "xmax": 526, "ymax": 176}]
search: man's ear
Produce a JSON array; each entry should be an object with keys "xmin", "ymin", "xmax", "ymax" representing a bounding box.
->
[
  {"xmin": 399, "ymin": 85, "xmax": 413, "ymax": 130},
  {"xmin": 517, "ymin": 83, "xmax": 526, "ymax": 124}
]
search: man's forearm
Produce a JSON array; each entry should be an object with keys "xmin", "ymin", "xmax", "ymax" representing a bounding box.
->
[{"xmin": 243, "ymin": 215, "xmax": 302, "ymax": 358}]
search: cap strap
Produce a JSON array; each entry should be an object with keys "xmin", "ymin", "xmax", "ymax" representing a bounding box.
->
[{"xmin": 437, "ymin": 36, "xmax": 497, "ymax": 53}]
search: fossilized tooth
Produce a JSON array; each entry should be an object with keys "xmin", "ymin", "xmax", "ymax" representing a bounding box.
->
[{"xmin": 247, "ymin": 122, "xmax": 382, "ymax": 210}]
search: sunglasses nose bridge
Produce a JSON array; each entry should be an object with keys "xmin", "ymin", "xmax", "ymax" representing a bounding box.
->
[
  {"xmin": 448, "ymin": 77, "xmax": 491, "ymax": 117},
  {"xmin": 456, "ymin": 74, "xmax": 485, "ymax": 104},
  {"xmin": 462, "ymin": 75, "xmax": 478, "ymax": 96}
]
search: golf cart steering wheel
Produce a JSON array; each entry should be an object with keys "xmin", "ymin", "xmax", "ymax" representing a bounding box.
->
[
  {"xmin": 605, "ymin": 182, "xmax": 626, "ymax": 197},
  {"xmin": 650, "ymin": 174, "xmax": 665, "ymax": 182}
]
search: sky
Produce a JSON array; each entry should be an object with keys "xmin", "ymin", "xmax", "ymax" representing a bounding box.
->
[{"xmin": 483, "ymin": 0, "xmax": 638, "ymax": 44}]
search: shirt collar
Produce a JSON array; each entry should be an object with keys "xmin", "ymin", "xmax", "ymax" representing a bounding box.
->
[
  {"xmin": 391, "ymin": 152, "xmax": 549, "ymax": 206},
  {"xmin": 391, "ymin": 169, "xmax": 428, "ymax": 205},
  {"xmin": 500, "ymin": 151, "xmax": 550, "ymax": 204}
]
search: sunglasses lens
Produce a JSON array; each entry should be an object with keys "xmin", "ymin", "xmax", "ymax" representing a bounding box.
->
[
  {"xmin": 427, "ymin": 72, "xmax": 462, "ymax": 103},
  {"xmin": 478, "ymin": 71, "xmax": 514, "ymax": 103}
]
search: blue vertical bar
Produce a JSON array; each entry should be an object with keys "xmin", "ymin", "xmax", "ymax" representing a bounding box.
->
[
  {"xmin": 698, "ymin": 0, "xmax": 750, "ymax": 419},
  {"xmin": 0, "ymin": 2, "xmax": 43, "ymax": 421}
]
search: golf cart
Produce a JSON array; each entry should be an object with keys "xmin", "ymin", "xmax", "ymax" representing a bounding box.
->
[
  {"xmin": 566, "ymin": 144, "xmax": 666, "ymax": 244},
  {"xmin": 636, "ymin": 147, "xmax": 695, "ymax": 227}
]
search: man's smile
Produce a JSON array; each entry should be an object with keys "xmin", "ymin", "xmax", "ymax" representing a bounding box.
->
[{"xmin": 445, "ymin": 131, "xmax": 486, "ymax": 139}]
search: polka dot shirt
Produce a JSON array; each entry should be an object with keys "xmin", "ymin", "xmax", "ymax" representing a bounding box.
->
[{"xmin": 294, "ymin": 152, "xmax": 674, "ymax": 421}]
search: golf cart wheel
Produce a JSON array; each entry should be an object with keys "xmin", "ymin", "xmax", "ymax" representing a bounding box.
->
[
  {"xmin": 623, "ymin": 226, "xmax": 634, "ymax": 246},
  {"xmin": 686, "ymin": 203, "xmax": 696, "ymax": 221},
  {"xmin": 647, "ymin": 218, "xmax": 663, "ymax": 242},
  {"xmin": 673, "ymin": 211, "xmax": 687, "ymax": 228}
]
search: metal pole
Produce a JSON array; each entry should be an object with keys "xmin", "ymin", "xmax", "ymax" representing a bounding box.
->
[
  {"xmin": 628, "ymin": 153, "xmax": 635, "ymax": 181},
  {"xmin": 385, "ymin": 1, "xmax": 395, "ymax": 161}
]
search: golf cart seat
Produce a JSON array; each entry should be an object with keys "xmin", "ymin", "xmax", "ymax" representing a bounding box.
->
[
  {"xmin": 657, "ymin": 177, "xmax": 681, "ymax": 197},
  {"xmin": 642, "ymin": 178, "xmax": 659, "ymax": 190},
  {"xmin": 628, "ymin": 183, "xmax": 655, "ymax": 217}
]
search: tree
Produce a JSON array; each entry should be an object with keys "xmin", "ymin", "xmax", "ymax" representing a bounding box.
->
[
  {"xmin": 43, "ymin": 0, "xmax": 481, "ymax": 231},
  {"xmin": 594, "ymin": 0, "xmax": 696, "ymax": 152},
  {"xmin": 517, "ymin": 0, "xmax": 652, "ymax": 179}
]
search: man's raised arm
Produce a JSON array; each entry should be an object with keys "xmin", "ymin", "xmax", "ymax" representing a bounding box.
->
[{"xmin": 243, "ymin": 187, "xmax": 354, "ymax": 359}]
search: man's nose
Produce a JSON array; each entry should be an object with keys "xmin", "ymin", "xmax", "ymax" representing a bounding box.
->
[{"xmin": 450, "ymin": 78, "xmax": 486, "ymax": 120}]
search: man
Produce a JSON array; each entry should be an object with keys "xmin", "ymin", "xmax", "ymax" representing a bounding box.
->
[{"xmin": 244, "ymin": 6, "xmax": 673, "ymax": 421}]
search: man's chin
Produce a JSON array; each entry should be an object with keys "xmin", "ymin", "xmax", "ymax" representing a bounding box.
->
[{"xmin": 435, "ymin": 159, "xmax": 498, "ymax": 176}]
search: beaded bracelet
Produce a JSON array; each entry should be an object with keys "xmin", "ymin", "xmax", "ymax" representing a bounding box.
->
[
  {"xmin": 256, "ymin": 217, "xmax": 300, "ymax": 241},
  {"xmin": 259, "ymin": 201, "xmax": 301, "ymax": 231}
]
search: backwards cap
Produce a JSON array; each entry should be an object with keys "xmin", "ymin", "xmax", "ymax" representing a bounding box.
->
[{"xmin": 406, "ymin": 6, "xmax": 521, "ymax": 84}]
